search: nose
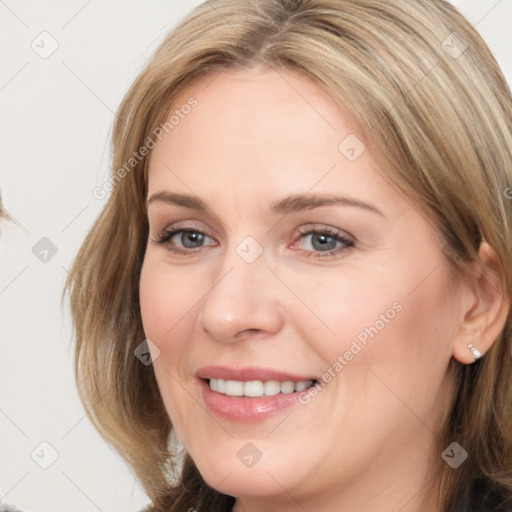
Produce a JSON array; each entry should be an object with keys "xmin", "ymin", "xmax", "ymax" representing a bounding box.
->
[{"xmin": 196, "ymin": 251, "xmax": 284, "ymax": 343}]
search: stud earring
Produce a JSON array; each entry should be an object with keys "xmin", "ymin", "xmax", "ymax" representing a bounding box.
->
[{"xmin": 468, "ymin": 344, "xmax": 482, "ymax": 360}]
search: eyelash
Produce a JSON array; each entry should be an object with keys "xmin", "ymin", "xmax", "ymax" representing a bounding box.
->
[
  {"xmin": 152, "ymin": 228, "xmax": 211, "ymax": 256},
  {"xmin": 152, "ymin": 227, "xmax": 354, "ymax": 259},
  {"xmin": 296, "ymin": 227, "xmax": 354, "ymax": 258}
]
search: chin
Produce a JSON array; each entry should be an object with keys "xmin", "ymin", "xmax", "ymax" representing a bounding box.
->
[{"xmin": 196, "ymin": 455, "xmax": 296, "ymax": 497}]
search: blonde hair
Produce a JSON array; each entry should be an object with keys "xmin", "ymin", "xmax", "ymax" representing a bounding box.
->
[{"xmin": 65, "ymin": 0, "xmax": 512, "ymax": 510}]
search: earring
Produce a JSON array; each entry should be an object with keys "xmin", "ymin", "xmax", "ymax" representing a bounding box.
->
[{"xmin": 468, "ymin": 344, "xmax": 482, "ymax": 360}]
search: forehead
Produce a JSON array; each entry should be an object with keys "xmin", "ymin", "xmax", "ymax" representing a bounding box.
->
[
  {"xmin": 172, "ymin": 66, "xmax": 353, "ymax": 128},
  {"xmin": 158, "ymin": 69, "xmax": 353, "ymax": 155},
  {"xmin": 145, "ymin": 68, "xmax": 409, "ymax": 222}
]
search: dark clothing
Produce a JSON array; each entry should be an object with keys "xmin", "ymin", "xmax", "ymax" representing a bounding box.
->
[
  {"xmin": 450, "ymin": 478, "xmax": 511, "ymax": 511},
  {"xmin": 2, "ymin": 479, "xmax": 511, "ymax": 512}
]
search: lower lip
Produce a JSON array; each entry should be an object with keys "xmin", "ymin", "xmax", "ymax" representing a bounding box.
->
[{"xmin": 199, "ymin": 379, "xmax": 305, "ymax": 422}]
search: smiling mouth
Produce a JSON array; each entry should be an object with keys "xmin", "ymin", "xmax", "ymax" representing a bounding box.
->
[{"xmin": 205, "ymin": 378, "xmax": 319, "ymax": 398}]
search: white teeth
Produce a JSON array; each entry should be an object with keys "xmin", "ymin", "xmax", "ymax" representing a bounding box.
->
[
  {"xmin": 280, "ymin": 381, "xmax": 295, "ymax": 394},
  {"xmin": 225, "ymin": 380, "xmax": 244, "ymax": 396},
  {"xmin": 208, "ymin": 378, "xmax": 315, "ymax": 397},
  {"xmin": 264, "ymin": 380, "xmax": 281, "ymax": 396},
  {"xmin": 294, "ymin": 380, "xmax": 311, "ymax": 392},
  {"xmin": 217, "ymin": 378, "xmax": 226, "ymax": 393},
  {"xmin": 244, "ymin": 381, "xmax": 264, "ymax": 397}
]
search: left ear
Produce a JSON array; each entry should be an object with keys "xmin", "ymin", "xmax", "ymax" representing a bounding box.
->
[{"xmin": 452, "ymin": 241, "xmax": 510, "ymax": 364}]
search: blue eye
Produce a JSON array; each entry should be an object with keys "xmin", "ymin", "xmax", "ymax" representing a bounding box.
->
[
  {"xmin": 152, "ymin": 226, "xmax": 354, "ymax": 259},
  {"xmin": 153, "ymin": 229, "xmax": 215, "ymax": 252},
  {"xmin": 303, "ymin": 232, "xmax": 341, "ymax": 251},
  {"xmin": 174, "ymin": 231, "xmax": 206, "ymax": 248},
  {"xmin": 296, "ymin": 229, "xmax": 354, "ymax": 258}
]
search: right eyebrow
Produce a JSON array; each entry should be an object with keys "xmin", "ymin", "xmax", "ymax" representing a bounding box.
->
[{"xmin": 146, "ymin": 191, "xmax": 207, "ymax": 211}]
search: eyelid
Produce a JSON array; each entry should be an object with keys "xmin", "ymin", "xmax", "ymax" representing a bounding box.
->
[
  {"xmin": 150, "ymin": 217, "xmax": 217, "ymax": 239},
  {"xmin": 290, "ymin": 225, "xmax": 354, "ymax": 256},
  {"xmin": 151, "ymin": 222, "xmax": 355, "ymax": 259},
  {"xmin": 292, "ymin": 223, "xmax": 355, "ymax": 245},
  {"xmin": 151, "ymin": 226, "xmax": 217, "ymax": 248}
]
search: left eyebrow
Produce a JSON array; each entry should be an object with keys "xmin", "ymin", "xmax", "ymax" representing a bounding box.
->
[{"xmin": 270, "ymin": 193, "xmax": 386, "ymax": 218}]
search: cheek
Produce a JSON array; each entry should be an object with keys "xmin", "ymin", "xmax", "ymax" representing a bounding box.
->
[
  {"xmin": 139, "ymin": 261, "xmax": 205, "ymax": 435},
  {"xmin": 139, "ymin": 260, "xmax": 203, "ymax": 409},
  {"xmin": 139, "ymin": 260, "xmax": 202, "ymax": 344},
  {"xmin": 279, "ymin": 267, "xmax": 405, "ymax": 364},
  {"xmin": 288, "ymin": 258, "xmax": 455, "ymax": 398}
]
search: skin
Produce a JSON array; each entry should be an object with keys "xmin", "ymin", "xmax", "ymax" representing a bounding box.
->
[{"xmin": 139, "ymin": 67, "xmax": 508, "ymax": 512}]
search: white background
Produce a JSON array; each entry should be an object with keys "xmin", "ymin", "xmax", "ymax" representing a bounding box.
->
[{"xmin": 0, "ymin": 1, "xmax": 511, "ymax": 510}]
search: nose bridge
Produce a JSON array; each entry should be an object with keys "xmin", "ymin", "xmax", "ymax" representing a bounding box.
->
[
  {"xmin": 215, "ymin": 232, "xmax": 271, "ymax": 294},
  {"xmin": 197, "ymin": 235, "xmax": 282, "ymax": 341}
]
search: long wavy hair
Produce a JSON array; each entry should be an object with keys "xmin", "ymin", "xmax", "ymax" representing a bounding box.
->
[{"xmin": 64, "ymin": 0, "xmax": 512, "ymax": 510}]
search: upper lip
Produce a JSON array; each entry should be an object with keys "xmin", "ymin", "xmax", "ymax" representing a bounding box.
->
[{"xmin": 196, "ymin": 365, "xmax": 318, "ymax": 382}]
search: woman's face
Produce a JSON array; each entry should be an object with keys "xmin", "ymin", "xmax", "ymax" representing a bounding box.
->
[{"xmin": 140, "ymin": 68, "xmax": 459, "ymax": 510}]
